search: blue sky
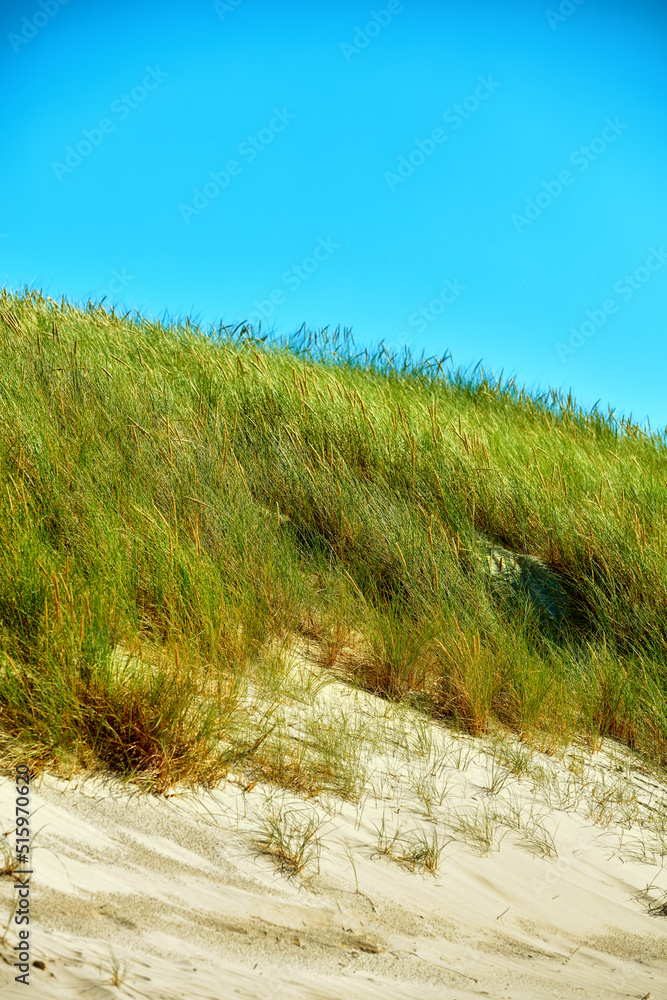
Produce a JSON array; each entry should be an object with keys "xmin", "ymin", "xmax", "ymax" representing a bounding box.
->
[{"xmin": 2, "ymin": 0, "xmax": 666, "ymax": 431}]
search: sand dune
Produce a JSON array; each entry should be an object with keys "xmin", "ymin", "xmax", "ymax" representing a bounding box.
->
[{"xmin": 1, "ymin": 652, "xmax": 666, "ymax": 999}]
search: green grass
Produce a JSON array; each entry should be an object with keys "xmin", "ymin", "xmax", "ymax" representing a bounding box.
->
[{"xmin": 0, "ymin": 287, "xmax": 666, "ymax": 792}]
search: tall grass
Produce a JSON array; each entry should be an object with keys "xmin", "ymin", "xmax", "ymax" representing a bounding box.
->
[{"xmin": 0, "ymin": 288, "xmax": 665, "ymax": 791}]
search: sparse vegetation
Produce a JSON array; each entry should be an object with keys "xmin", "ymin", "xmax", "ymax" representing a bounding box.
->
[
  {"xmin": 395, "ymin": 827, "xmax": 449, "ymax": 874},
  {"xmin": 254, "ymin": 797, "xmax": 323, "ymax": 877},
  {"xmin": 0, "ymin": 827, "xmax": 19, "ymax": 879},
  {"xmin": 450, "ymin": 802, "xmax": 509, "ymax": 856},
  {"xmin": 103, "ymin": 947, "xmax": 132, "ymax": 989}
]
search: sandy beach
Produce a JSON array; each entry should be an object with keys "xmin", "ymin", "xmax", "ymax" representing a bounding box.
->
[{"xmin": 1, "ymin": 648, "xmax": 666, "ymax": 1000}]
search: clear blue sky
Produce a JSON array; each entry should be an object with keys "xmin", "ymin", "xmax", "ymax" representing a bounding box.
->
[{"xmin": 2, "ymin": 0, "xmax": 666, "ymax": 430}]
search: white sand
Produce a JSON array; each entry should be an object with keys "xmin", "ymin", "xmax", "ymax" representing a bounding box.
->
[{"xmin": 1, "ymin": 651, "xmax": 666, "ymax": 999}]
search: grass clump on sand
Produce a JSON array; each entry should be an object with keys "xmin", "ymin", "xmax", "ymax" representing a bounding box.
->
[{"xmin": 0, "ymin": 287, "xmax": 666, "ymax": 793}]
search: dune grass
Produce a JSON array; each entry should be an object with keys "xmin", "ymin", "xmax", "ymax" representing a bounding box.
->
[{"xmin": 0, "ymin": 287, "xmax": 666, "ymax": 793}]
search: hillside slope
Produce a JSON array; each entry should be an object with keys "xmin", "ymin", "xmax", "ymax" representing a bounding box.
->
[{"xmin": 0, "ymin": 288, "xmax": 666, "ymax": 787}]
